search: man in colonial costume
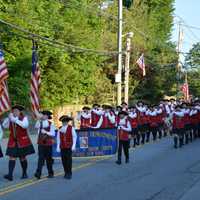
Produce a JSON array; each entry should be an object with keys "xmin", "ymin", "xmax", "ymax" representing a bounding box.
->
[
  {"xmin": 116, "ymin": 111, "xmax": 132, "ymax": 165},
  {"xmin": 56, "ymin": 115, "xmax": 77, "ymax": 179},
  {"xmin": 34, "ymin": 111, "xmax": 56, "ymax": 179}
]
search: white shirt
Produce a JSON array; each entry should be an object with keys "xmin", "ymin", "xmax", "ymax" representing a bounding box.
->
[
  {"xmin": 129, "ymin": 112, "xmax": 137, "ymax": 119},
  {"xmin": 35, "ymin": 120, "xmax": 56, "ymax": 137},
  {"xmin": 2, "ymin": 114, "xmax": 29, "ymax": 129},
  {"xmin": 117, "ymin": 118, "xmax": 132, "ymax": 132},
  {"xmin": 56, "ymin": 125, "xmax": 77, "ymax": 151},
  {"xmin": 173, "ymin": 111, "xmax": 184, "ymax": 117}
]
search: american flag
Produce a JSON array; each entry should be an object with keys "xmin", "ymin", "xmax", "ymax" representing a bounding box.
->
[
  {"xmin": 30, "ymin": 46, "xmax": 41, "ymax": 117},
  {"xmin": 181, "ymin": 83, "xmax": 189, "ymax": 101},
  {"xmin": 136, "ymin": 54, "xmax": 146, "ymax": 76},
  {"xmin": 0, "ymin": 49, "xmax": 10, "ymax": 114}
]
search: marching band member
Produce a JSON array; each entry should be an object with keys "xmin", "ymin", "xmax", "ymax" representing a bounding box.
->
[
  {"xmin": 116, "ymin": 111, "xmax": 132, "ymax": 165},
  {"xmin": 182, "ymin": 103, "xmax": 191, "ymax": 144},
  {"xmin": 34, "ymin": 111, "xmax": 56, "ymax": 179},
  {"xmin": 100, "ymin": 105, "xmax": 115, "ymax": 129},
  {"xmin": 3, "ymin": 105, "xmax": 35, "ymax": 181},
  {"xmin": 121, "ymin": 102, "xmax": 128, "ymax": 111},
  {"xmin": 190, "ymin": 106, "xmax": 199, "ymax": 139},
  {"xmin": 56, "ymin": 115, "xmax": 77, "ymax": 179},
  {"xmin": 91, "ymin": 104, "xmax": 103, "ymax": 128},
  {"xmin": 128, "ymin": 106, "xmax": 138, "ymax": 147},
  {"xmin": 80, "ymin": 106, "xmax": 91, "ymax": 129},
  {"xmin": 148, "ymin": 105, "xmax": 159, "ymax": 141},
  {"xmin": 136, "ymin": 101, "xmax": 148, "ymax": 145},
  {"xmin": 172, "ymin": 105, "xmax": 185, "ymax": 148},
  {"xmin": 155, "ymin": 105, "xmax": 164, "ymax": 139}
]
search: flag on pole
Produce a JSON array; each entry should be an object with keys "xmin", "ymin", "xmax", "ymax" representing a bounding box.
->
[
  {"xmin": 0, "ymin": 49, "xmax": 10, "ymax": 114},
  {"xmin": 30, "ymin": 43, "xmax": 41, "ymax": 117},
  {"xmin": 181, "ymin": 82, "xmax": 189, "ymax": 101},
  {"xmin": 136, "ymin": 53, "xmax": 146, "ymax": 76}
]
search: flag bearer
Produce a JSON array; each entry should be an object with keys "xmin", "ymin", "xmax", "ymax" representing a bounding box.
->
[
  {"xmin": 3, "ymin": 105, "xmax": 35, "ymax": 181},
  {"xmin": 34, "ymin": 111, "xmax": 56, "ymax": 179},
  {"xmin": 56, "ymin": 115, "xmax": 77, "ymax": 179}
]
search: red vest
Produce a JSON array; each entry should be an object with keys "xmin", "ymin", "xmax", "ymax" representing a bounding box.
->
[
  {"xmin": 117, "ymin": 118, "xmax": 130, "ymax": 141},
  {"xmin": 37, "ymin": 121, "xmax": 54, "ymax": 146},
  {"xmin": 173, "ymin": 115, "xmax": 184, "ymax": 129},
  {"xmin": 149, "ymin": 115, "xmax": 158, "ymax": 128},
  {"xmin": 137, "ymin": 111, "xmax": 148, "ymax": 125},
  {"xmin": 101, "ymin": 112, "xmax": 115, "ymax": 128},
  {"xmin": 190, "ymin": 113, "xmax": 199, "ymax": 125},
  {"xmin": 129, "ymin": 115, "xmax": 138, "ymax": 129},
  {"xmin": 183, "ymin": 113, "xmax": 190, "ymax": 125},
  {"xmin": 60, "ymin": 125, "xmax": 73, "ymax": 149},
  {"xmin": 8, "ymin": 114, "xmax": 32, "ymax": 148},
  {"xmin": 91, "ymin": 111, "xmax": 101, "ymax": 127},
  {"xmin": 80, "ymin": 115, "xmax": 91, "ymax": 129}
]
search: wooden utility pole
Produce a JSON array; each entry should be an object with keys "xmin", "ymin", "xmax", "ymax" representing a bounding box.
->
[
  {"xmin": 116, "ymin": 0, "xmax": 123, "ymax": 105},
  {"xmin": 124, "ymin": 32, "xmax": 133, "ymax": 104}
]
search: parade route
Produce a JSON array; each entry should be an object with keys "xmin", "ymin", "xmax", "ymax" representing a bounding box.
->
[{"xmin": 0, "ymin": 136, "xmax": 200, "ymax": 200}]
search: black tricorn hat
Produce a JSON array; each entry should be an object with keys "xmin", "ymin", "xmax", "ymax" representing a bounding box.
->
[
  {"xmin": 121, "ymin": 101, "xmax": 128, "ymax": 105},
  {"xmin": 103, "ymin": 105, "xmax": 113, "ymax": 110},
  {"xmin": 93, "ymin": 103, "xmax": 100, "ymax": 107},
  {"xmin": 12, "ymin": 105, "xmax": 25, "ymax": 111},
  {"xmin": 59, "ymin": 115, "xmax": 73, "ymax": 122},
  {"xmin": 41, "ymin": 110, "xmax": 53, "ymax": 119},
  {"xmin": 118, "ymin": 111, "xmax": 128, "ymax": 116},
  {"xmin": 175, "ymin": 105, "xmax": 182, "ymax": 109},
  {"xmin": 82, "ymin": 106, "xmax": 90, "ymax": 110}
]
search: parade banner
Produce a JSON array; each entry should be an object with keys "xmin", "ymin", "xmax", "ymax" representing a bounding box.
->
[{"xmin": 53, "ymin": 128, "xmax": 118, "ymax": 157}]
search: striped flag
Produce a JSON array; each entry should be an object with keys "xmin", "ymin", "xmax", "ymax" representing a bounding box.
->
[
  {"xmin": 30, "ymin": 45, "xmax": 41, "ymax": 117},
  {"xmin": 0, "ymin": 49, "xmax": 10, "ymax": 115},
  {"xmin": 136, "ymin": 54, "xmax": 146, "ymax": 76},
  {"xmin": 181, "ymin": 82, "xmax": 189, "ymax": 101}
]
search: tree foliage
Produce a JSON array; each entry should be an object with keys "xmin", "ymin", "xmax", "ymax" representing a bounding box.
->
[
  {"xmin": 0, "ymin": 0, "xmax": 177, "ymax": 108},
  {"xmin": 185, "ymin": 42, "xmax": 200, "ymax": 97}
]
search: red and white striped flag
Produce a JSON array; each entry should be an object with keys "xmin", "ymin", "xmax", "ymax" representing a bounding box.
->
[
  {"xmin": 136, "ymin": 53, "xmax": 146, "ymax": 76},
  {"xmin": 0, "ymin": 49, "xmax": 10, "ymax": 115},
  {"xmin": 181, "ymin": 82, "xmax": 189, "ymax": 101},
  {"xmin": 30, "ymin": 45, "xmax": 41, "ymax": 117}
]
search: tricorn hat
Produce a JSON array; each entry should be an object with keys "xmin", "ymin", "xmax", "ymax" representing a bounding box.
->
[
  {"xmin": 41, "ymin": 110, "xmax": 53, "ymax": 119},
  {"xmin": 59, "ymin": 115, "xmax": 73, "ymax": 122},
  {"xmin": 82, "ymin": 106, "xmax": 90, "ymax": 110},
  {"xmin": 12, "ymin": 105, "xmax": 25, "ymax": 111},
  {"xmin": 118, "ymin": 111, "xmax": 128, "ymax": 116}
]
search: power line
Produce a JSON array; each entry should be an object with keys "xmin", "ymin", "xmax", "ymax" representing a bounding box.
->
[{"xmin": 0, "ymin": 19, "xmax": 123, "ymax": 56}]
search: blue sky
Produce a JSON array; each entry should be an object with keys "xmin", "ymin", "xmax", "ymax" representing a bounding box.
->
[{"xmin": 172, "ymin": 0, "xmax": 200, "ymax": 55}]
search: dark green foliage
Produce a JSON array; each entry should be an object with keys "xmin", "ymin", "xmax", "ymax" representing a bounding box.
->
[
  {"xmin": 0, "ymin": 0, "xmax": 178, "ymax": 108},
  {"xmin": 185, "ymin": 42, "xmax": 200, "ymax": 97}
]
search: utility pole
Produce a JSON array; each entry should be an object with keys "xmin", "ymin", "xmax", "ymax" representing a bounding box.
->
[
  {"xmin": 124, "ymin": 32, "xmax": 133, "ymax": 104},
  {"xmin": 116, "ymin": 0, "xmax": 123, "ymax": 105},
  {"xmin": 176, "ymin": 21, "xmax": 184, "ymax": 98}
]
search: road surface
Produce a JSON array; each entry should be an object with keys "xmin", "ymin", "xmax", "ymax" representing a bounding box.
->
[{"xmin": 0, "ymin": 135, "xmax": 200, "ymax": 200}]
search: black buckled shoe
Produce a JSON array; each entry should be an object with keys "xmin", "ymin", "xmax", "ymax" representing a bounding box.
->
[
  {"xmin": 34, "ymin": 172, "xmax": 41, "ymax": 179},
  {"xmin": 115, "ymin": 160, "xmax": 121, "ymax": 165},
  {"xmin": 64, "ymin": 174, "xmax": 72, "ymax": 180},
  {"xmin": 21, "ymin": 173, "xmax": 28, "ymax": 179},
  {"xmin": 4, "ymin": 174, "xmax": 13, "ymax": 181}
]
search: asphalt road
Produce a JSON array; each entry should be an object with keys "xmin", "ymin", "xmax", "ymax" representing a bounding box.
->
[{"xmin": 0, "ymin": 135, "xmax": 200, "ymax": 200}]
